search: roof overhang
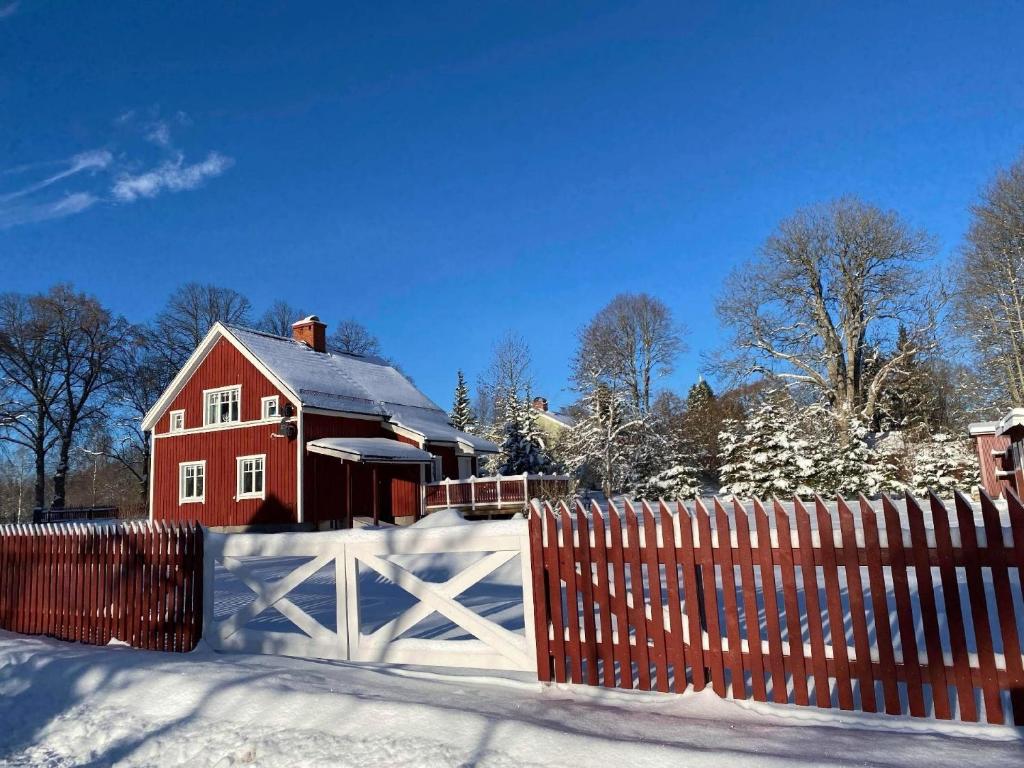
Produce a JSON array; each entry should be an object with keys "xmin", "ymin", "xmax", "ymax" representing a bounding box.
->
[
  {"xmin": 996, "ymin": 408, "xmax": 1024, "ymax": 438},
  {"xmin": 306, "ymin": 437, "xmax": 434, "ymax": 464},
  {"xmin": 968, "ymin": 421, "xmax": 999, "ymax": 437}
]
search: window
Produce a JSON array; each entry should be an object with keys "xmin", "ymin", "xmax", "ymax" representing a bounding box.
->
[
  {"xmin": 457, "ymin": 456, "xmax": 473, "ymax": 480},
  {"xmin": 236, "ymin": 454, "xmax": 265, "ymax": 500},
  {"xmin": 204, "ymin": 386, "xmax": 240, "ymax": 426},
  {"xmin": 169, "ymin": 410, "xmax": 185, "ymax": 433},
  {"xmin": 261, "ymin": 396, "xmax": 279, "ymax": 420},
  {"xmin": 179, "ymin": 461, "xmax": 205, "ymax": 504},
  {"xmin": 431, "ymin": 456, "xmax": 443, "ymax": 482}
]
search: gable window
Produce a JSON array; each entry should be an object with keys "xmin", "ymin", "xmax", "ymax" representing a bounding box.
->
[
  {"xmin": 205, "ymin": 386, "xmax": 241, "ymax": 426},
  {"xmin": 261, "ymin": 396, "xmax": 279, "ymax": 420},
  {"xmin": 236, "ymin": 454, "xmax": 265, "ymax": 500},
  {"xmin": 169, "ymin": 410, "xmax": 185, "ymax": 433},
  {"xmin": 179, "ymin": 461, "xmax": 205, "ymax": 504}
]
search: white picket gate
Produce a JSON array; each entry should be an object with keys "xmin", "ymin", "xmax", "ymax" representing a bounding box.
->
[{"xmin": 203, "ymin": 519, "xmax": 537, "ymax": 673}]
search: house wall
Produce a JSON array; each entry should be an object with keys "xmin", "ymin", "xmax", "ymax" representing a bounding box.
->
[
  {"xmin": 155, "ymin": 338, "xmax": 291, "ymax": 434},
  {"xmin": 152, "ymin": 338, "xmax": 299, "ymax": 526},
  {"xmin": 302, "ymin": 413, "xmax": 386, "ymax": 526},
  {"xmin": 974, "ymin": 432, "xmax": 1014, "ymax": 498}
]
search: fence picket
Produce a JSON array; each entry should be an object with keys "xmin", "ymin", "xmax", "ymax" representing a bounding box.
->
[
  {"xmin": 838, "ymin": 497, "xmax": 876, "ymax": 712},
  {"xmin": 590, "ymin": 502, "xmax": 617, "ymax": 688},
  {"xmin": 642, "ymin": 503, "xmax": 669, "ymax": 693},
  {"xmin": 776, "ymin": 499, "xmax": 809, "ymax": 706},
  {"xmin": 575, "ymin": 504, "xmax": 600, "ymax": 686},
  {"xmin": 985, "ymin": 492, "xmax": 1024, "ymax": 724},
  {"xmin": 753, "ymin": 499, "xmax": 786, "ymax": 703},
  {"xmin": 859, "ymin": 496, "xmax": 901, "ymax": 715},
  {"xmin": 542, "ymin": 506, "xmax": 566, "ymax": 683},
  {"xmin": 815, "ymin": 497, "xmax": 854, "ymax": 710},
  {"xmin": 713, "ymin": 499, "xmax": 745, "ymax": 699},
  {"xmin": 624, "ymin": 501, "xmax": 652, "ymax": 690},
  {"xmin": 606, "ymin": 503, "xmax": 633, "ymax": 689},
  {"xmin": 677, "ymin": 505, "xmax": 707, "ymax": 691},
  {"xmin": 928, "ymin": 493, "xmax": 975, "ymax": 721},
  {"xmin": 661, "ymin": 503, "xmax": 687, "ymax": 693},
  {"xmin": 793, "ymin": 497, "xmax": 829, "ymax": 708},
  {"xmin": 695, "ymin": 499, "xmax": 725, "ymax": 696}
]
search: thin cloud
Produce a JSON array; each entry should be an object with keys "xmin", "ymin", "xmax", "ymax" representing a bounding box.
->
[
  {"xmin": 0, "ymin": 149, "xmax": 112, "ymax": 202},
  {"xmin": 146, "ymin": 121, "xmax": 172, "ymax": 147},
  {"xmin": 112, "ymin": 151, "xmax": 233, "ymax": 202},
  {"xmin": 0, "ymin": 192, "xmax": 98, "ymax": 229},
  {"xmin": 0, "ymin": 2, "xmax": 20, "ymax": 20}
]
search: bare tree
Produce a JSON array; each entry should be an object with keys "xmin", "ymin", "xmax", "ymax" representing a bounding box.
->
[
  {"xmin": 257, "ymin": 300, "xmax": 308, "ymax": 337},
  {"xmin": 151, "ymin": 283, "xmax": 251, "ymax": 369},
  {"xmin": 571, "ymin": 293, "xmax": 685, "ymax": 413},
  {"xmin": 328, "ymin": 319, "xmax": 382, "ymax": 357},
  {"xmin": 43, "ymin": 286, "xmax": 132, "ymax": 509},
  {"xmin": 954, "ymin": 154, "xmax": 1024, "ymax": 409},
  {"xmin": 0, "ymin": 292, "xmax": 61, "ymax": 508},
  {"xmin": 715, "ymin": 197, "xmax": 939, "ymax": 427},
  {"xmin": 476, "ymin": 331, "xmax": 533, "ymax": 425}
]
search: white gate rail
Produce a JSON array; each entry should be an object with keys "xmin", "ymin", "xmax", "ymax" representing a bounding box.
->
[{"xmin": 204, "ymin": 520, "xmax": 536, "ymax": 673}]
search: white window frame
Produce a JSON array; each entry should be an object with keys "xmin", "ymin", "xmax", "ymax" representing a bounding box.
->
[
  {"xmin": 236, "ymin": 454, "xmax": 266, "ymax": 501},
  {"xmin": 204, "ymin": 385, "xmax": 241, "ymax": 426},
  {"xmin": 169, "ymin": 410, "xmax": 185, "ymax": 433},
  {"xmin": 261, "ymin": 395, "xmax": 279, "ymax": 420},
  {"xmin": 179, "ymin": 460, "xmax": 206, "ymax": 504}
]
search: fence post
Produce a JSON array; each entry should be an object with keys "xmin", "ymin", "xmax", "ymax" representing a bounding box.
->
[
  {"xmin": 471, "ymin": 475, "xmax": 476, "ymax": 511},
  {"xmin": 445, "ymin": 478, "xmax": 451, "ymax": 508},
  {"xmin": 497, "ymin": 476, "xmax": 503, "ymax": 509},
  {"xmin": 523, "ymin": 472, "xmax": 529, "ymax": 503}
]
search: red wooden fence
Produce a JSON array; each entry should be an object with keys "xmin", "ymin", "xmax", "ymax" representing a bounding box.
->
[
  {"xmin": 529, "ymin": 491, "xmax": 1024, "ymax": 725},
  {"xmin": 0, "ymin": 522, "xmax": 203, "ymax": 652}
]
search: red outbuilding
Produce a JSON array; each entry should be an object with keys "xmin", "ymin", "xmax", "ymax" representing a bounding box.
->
[{"xmin": 142, "ymin": 316, "xmax": 497, "ymax": 528}]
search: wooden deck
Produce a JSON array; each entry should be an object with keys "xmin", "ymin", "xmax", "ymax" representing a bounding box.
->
[{"xmin": 424, "ymin": 473, "xmax": 571, "ymax": 513}]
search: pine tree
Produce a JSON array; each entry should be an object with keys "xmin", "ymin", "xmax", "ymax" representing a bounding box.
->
[
  {"xmin": 717, "ymin": 418, "xmax": 747, "ymax": 494},
  {"xmin": 449, "ymin": 370, "xmax": 476, "ymax": 432},
  {"xmin": 718, "ymin": 395, "xmax": 814, "ymax": 498},
  {"xmin": 681, "ymin": 378, "xmax": 719, "ymax": 475},
  {"xmin": 495, "ymin": 392, "xmax": 556, "ymax": 476},
  {"xmin": 910, "ymin": 433, "xmax": 980, "ymax": 496},
  {"xmin": 877, "ymin": 325, "xmax": 938, "ymax": 436},
  {"xmin": 829, "ymin": 417, "xmax": 883, "ymax": 497}
]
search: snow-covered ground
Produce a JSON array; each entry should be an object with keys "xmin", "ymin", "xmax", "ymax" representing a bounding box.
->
[{"xmin": 1, "ymin": 632, "xmax": 1022, "ymax": 768}]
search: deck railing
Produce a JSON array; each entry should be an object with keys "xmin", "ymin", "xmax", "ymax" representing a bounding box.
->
[{"xmin": 425, "ymin": 473, "xmax": 571, "ymax": 512}]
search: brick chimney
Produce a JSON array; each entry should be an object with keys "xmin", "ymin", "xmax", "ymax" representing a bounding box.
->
[
  {"xmin": 291, "ymin": 315, "xmax": 327, "ymax": 353},
  {"xmin": 531, "ymin": 396, "xmax": 549, "ymax": 412}
]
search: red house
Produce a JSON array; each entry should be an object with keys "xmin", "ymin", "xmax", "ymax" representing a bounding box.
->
[{"xmin": 142, "ymin": 316, "xmax": 497, "ymax": 528}]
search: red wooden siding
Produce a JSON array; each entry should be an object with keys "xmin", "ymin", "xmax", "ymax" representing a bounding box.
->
[
  {"xmin": 974, "ymin": 432, "xmax": 1013, "ymax": 497},
  {"xmin": 155, "ymin": 338, "xmax": 291, "ymax": 434},
  {"xmin": 153, "ymin": 424, "xmax": 298, "ymax": 526},
  {"xmin": 0, "ymin": 522, "xmax": 202, "ymax": 652},
  {"xmin": 530, "ymin": 493, "xmax": 1024, "ymax": 726},
  {"xmin": 431, "ymin": 446, "xmax": 460, "ymax": 480}
]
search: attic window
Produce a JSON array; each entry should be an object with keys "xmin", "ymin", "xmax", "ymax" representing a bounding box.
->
[
  {"xmin": 261, "ymin": 396, "xmax": 279, "ymax": 420},
  {"xmin": 205, "ymin": 386, "xmax": 241, "ymax": 426},
  {"xmin": 169, "ymin": 410, "xmax": 185, "ymax": 433}
]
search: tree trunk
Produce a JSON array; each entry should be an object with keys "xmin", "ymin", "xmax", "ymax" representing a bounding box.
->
[
  {"xmin": 51, "ymin": 436, "xmax": 71, "ymax": 509},
  {"xmin": 33, "ymin": 425, "xmax": 46, "ymax": 511}
]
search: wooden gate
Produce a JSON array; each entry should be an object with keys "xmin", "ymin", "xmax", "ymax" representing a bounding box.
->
[{"xmin": 204, "ymin": 519, "xmax": 536, "ymax": 672}]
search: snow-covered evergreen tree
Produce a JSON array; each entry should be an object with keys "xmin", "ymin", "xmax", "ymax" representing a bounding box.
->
[
  {"xmin": 717, "ymin": 417, "xmax": 747, "ymax": 494},
  {"xmin": 449, "ymin": 370, "xmax": 476, "ymax": 432},
  {"xmin": 827, "ymin": 417, "xmax": 883, "ymax": 497},
  {"xmin": 629, "ymin": 426, "xmax": 701, "ymax": 501},
  {"xmin": 718, "ymin": 395, "xmax": 814, "ymax": 498},
  {"xmin": 494, "ymin": 392, "xmax": 557, "ymax": 476},
  {"xmin": 910, "ymin": 433, "xmax": 980, "ymax": 496}
]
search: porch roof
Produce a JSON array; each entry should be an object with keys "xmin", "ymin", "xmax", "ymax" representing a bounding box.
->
[{"xmin": 306, "ymin": 437, "xmax": 435, "ymax": 464}]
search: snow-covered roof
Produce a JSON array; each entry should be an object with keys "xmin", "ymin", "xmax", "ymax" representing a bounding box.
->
[
  {"xmin": 227, "ymin": 325, "xmax": 497, "ymax": 452},
  {"xmin": 537, "ymin": 410, "xmax": 575, "ymax": 429},
  {"xmin": 228, "ymin": 325, "xmax": 438, "ymax": 416},
  {"xmin": 996, "ymin": 408, "xmax": 1024, "ymax": 437},
  {"xmin": 306, "ymin": 438, "xmax": 435, "ymax": 464},
  {"xmin": 384, "ymin": 403, "xmax": 498, "ymax": 454},
  {"xmin": 967, "ymin": 421, "xmax": 999, "ymax": 437}
]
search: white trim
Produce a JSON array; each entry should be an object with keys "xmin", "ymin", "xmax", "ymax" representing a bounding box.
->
[
  {"xmin": 169, "ymin": 410, "xmax": 185, "ymax": 433},
  {"xmin": 142, "ymin": 323, "xmax": 301, "ymax": 432},
  {"xmin": 261, "ymin": 395, "xmax": 280, "ymax": 420},
  {"xmin": 996, "ymin": 408, "xmax": 1024, "ymax": 437},
  {"xmin": 296, "ymin": 404, "xmax": 305, "ymax": 525},
  {"xmin": 236, "ymin": 454, "xmax": 266, "ymax": 501},
  {"xmin": 203, "ymin": 384, "xmax": 242, "ymax": 427},
  {"xmin": 154, "ymin": 418, "xmax": 278, "ymax": 439},
  {"xmin": 148, "ymin": 431, "xmax": 155, "ymax": 521},
  {"xmin": 179, "ymin": 460, "xmax": 206, "ymax": 504}
]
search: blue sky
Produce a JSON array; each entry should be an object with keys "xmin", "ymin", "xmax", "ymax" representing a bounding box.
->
[{"xmin": 2, "ymin": 2, "xmax": 1023, "ymax": 412}]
